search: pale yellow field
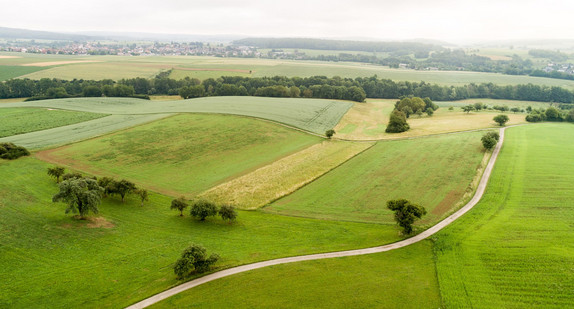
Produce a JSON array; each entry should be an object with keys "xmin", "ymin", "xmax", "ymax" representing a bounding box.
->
[
  {"xmin": 335, "ymin": 100, "xmax": 527, "ymax": 140},
  {"xmin": 20, "ymin": 63, "xmax": 163, "ymax": 80},
  {"xmin": 21, "ymin": 60, "xmax": 102, "ymax": 67},
  {"xmin": 198, "ymin": 140, "xmax": 373, "ymax": 209}
]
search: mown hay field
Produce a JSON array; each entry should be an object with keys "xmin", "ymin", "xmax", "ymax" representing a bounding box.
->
[
  {"xmin": 199, "ymin": 140, "xmax": 373, "ymax": 209},
  {"xmin": 435, "ymin": 123, "xmax": 574, "ymax": 308},
  {"xmin": 266, "ymin": 131, "xmax": 488, "ymax": 225},
  {"xmin": 37, "ymin": 114, "xmax": 322, "ymax": 196}
]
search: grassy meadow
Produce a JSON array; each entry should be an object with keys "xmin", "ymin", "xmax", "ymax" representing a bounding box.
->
[
  {"xmin": 334, "ymin": 99, "xmax": 527, "ymax": 140},
  {"xmin": 151, "ymin": 241, "xmax": 440, "ymax": 309},
  {"xmin": 0, "ymin": 107, "xmax": 107, "ymax": 138},
  {"xmin": 0, "ymin": 156, "xmax": 394, "ymax": 309},
  {"xmin": 37, "ymin": 114, "xmax": 322, "ymax": 197},
  {"xmin": 266, "ymin": 131, "xmax": 488, "ymax": 225},
  {"xmin": 0, "ymin": 65, "xmax": 48, "ymax": 80},
  {"xmin": 434, "ymin": 123, "xmax": 574, "ymax": 308},
  {"xmin": 199, "ymin": 140, "xmax": 373, "ymax": 209}
]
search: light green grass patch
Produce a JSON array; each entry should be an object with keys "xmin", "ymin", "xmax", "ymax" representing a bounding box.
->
[
  {"xmin": 0, "ymin": 156, "xmax": 393, "ymax": 308},
  {"xmin": 266, "ymin": 131, "xmax": 487, "ymax": 225},
  {"xmin": 151, "ymin": 241, "xmax": 440, "ymax": 309},
  {"xmin": 38, "ymin": 114, "xmax": 322, "ymax": 197},
  {"xmin": 0, "ymin": 96, "xmax": 352, "ymax": 134},
  {"xmin": 0, "ymin": 107, "xmax": 107, "ymax": 138},
  {"xmin": 435, "ymin": 123, "xmax": 574, "ymax": 308}
]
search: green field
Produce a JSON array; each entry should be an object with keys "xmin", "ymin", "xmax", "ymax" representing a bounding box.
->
[
  {"xmin": 266, "ymin": 131, "xmax": 487, "ymax": 225},
  {"xmin": 38, "ymin": 114, "xmax": 322, "ymax": 197},
  {"xmin": 0, "ymin": 65, "xmax": 47, "ymax": 81},
  {"xmin": 0, "ymin": 157, "xmax": 393, "ymax": 308},
  {"xmin": 0, "ymin": 114, "xmax": 171, "ymax": 150},
  {"xmin": 3, "ymin": 52, "xmax": 574, "ymax": 89},
  {"xmin": 151, "ymin": 241, "xmax": 440, "ymax": 309},
  {"xmin": 435, "ymin": 123, "xmax": 574, "ymax": 308},
  {"xmin": 0, "ymin": 107, "xmax": 107, "ymax": 138},
  {"xmin": 0, "ymin": 96, "xmax": 351, "ymax": 135}
]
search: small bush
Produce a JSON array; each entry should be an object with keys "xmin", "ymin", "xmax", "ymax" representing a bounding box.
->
[
  {"xmin": 0, "ymin": 143, "xmax": 30, "ymax": 160},
  {"xmin": 173, "ymin": 244, "xmax": 219, "ymax": 278}
]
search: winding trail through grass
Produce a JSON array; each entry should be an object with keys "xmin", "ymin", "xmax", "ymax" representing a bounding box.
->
[{"xmin": 126, "ymin": 127, "xmax": 508, "ymax": 309}]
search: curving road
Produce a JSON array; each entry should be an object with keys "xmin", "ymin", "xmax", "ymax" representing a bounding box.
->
[{"xmin": 126, "ymin": 127, "xmax": 507, "ymax": 309}]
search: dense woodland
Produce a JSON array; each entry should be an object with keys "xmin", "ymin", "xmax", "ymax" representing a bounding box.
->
[{"xmin": 2, "ymin": 73, "xmax": 574, "ymax": 105}]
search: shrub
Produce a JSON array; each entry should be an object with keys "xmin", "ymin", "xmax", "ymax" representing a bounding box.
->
[
  {"xmin": 325, "ymin": 129, "xmax": 335, "ymax": 139},
  {"xmin": 385, "ymin": 110, "xmax": 410, "ymax": 133},
  {"xmin": 219, "ymin": 205, "xmax": 237, "ymax": 222},
  {"xmin": 481, "ymin": 132, "xmax": 500, "ymax": 150},
  {"xmin": 0, "ymin": 143, "xmax": 30, "ymax": 160},
  {"xmin": 173, "ymin": 244, "xmax": 219, "ymax": 278}
]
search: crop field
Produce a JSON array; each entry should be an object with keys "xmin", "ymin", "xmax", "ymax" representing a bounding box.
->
[
  {"xmin": 0, "ymin": 157, "xmax": 393, "ymax": 308},
  {"xmin": 334, "ymin": 99, "xmax": 526, "ymax": 140},
  {"xmin": 151, "ymin": 241, "xmax": 440, "ymax": 309},
  {"xmin": 199, "ymin": 140, "xmax": 373, "ymax": 209},
  {"xmin": 0, "ymin": 107, "xmax": 107, "ymax": 138},
  {"xmin": 266, "ymin": 131, "xmax": 487, "ymax": 224},
  {"xmin": 0, "ymin": 114, "xmax": 171, "ymax": 150},
  {"xmin": 3, "ymin": 52, "xmax": 574, "ymax": 89},
  {"xmin": 434, "ymin": 123, "xmax": 574, "ymax": 308},
  {"xmin": 37, "ymin": 114, "xmax": 322, "ymax": 197},
  {"xmin": 0, "ymin": 65, "xmax": 47, "ymax": 80},
  {"xmin": 0, "ymin": 96, "xmax": 351, "ymax": 134}
]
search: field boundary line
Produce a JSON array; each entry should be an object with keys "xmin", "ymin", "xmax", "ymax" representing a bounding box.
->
[{"xmin": 126, "ymin": 126, "xmax": 509, "ymax": 309}]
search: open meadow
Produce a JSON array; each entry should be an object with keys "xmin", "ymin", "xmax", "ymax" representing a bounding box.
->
[
  {"xmin": 0, "ymin": 157, "xmax": 394, "ymax": 308},
  {"xmin": 434, "ymin": 123, "xmax": 574, "ymax": 308},
  {"xmin": 36, "ymin": 114, "xmax": 322, "ymax": 197},
  {"xmin": 266, "ymin": 131, "xmax": 488, "ymax": 225}
]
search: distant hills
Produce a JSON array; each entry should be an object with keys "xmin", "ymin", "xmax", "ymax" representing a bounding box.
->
[{"xmin": 0, "ymin": 26, "xmax": 93, "ymax": 41}]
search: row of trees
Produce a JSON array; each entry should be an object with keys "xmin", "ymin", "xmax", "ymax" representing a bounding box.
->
[
  {"xmin": 49, "ymin": 167, "xmax": 149, "ymax": 218},
  {"xmin": 4, "ymin": 75, "xmax": 574, "ymax": 104},
  {"xmin": 525, "ymin": 106, "xmax": 574, "ymax": 123},
  {"xmin": 170, "ymin": 197, "xmax": 237, "ymax": 222},
  {"xmin": 385, "ymin": 96, "xmax": 438, "ymax": 133}
]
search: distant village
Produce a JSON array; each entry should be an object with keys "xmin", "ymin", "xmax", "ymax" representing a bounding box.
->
[{"xmin": 0, "ymin": 41, "xmax": 261, "ymax": 58}]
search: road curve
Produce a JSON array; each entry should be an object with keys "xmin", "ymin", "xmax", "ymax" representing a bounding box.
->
[{"xmin": 127, "ymin": 127, "xmax": 507, "ymax": 309}]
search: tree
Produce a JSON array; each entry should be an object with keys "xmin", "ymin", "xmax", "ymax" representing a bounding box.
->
[
  {"xmin": 173, "ymin": 244, "xmax": 219, "ymax": 278},
  {"xmin": 510, "ymin": 107, "xmax": 520, "ymax": 113},
  {"xmin": 110, "ymin": 179, "xmax": 137, "ymax": 203},
  {"xmin": 385, "ymin": 110, "xmax": 410, "ymax": 133},
  {"xmin": 325, "ymin": 129, "xmax": 335, "ymax": 139},
  {"xmin": 545, "ymin": 107, "xmax": 562, "ymax": 121},
  {"xmin": 493, "ymin": 114, "xmax": 510, "ymax": 126},
  {"xmin": 481, "ymin": 135, "xmax": 497, "ymax": 150},
  {"xmin": 190, "ymin": 199, "xmax": 218, "ymax": 221},
  {"xmin": 425, "ymin": 107, "xmax": 434, "ymax": 116},
  {"xmin": 219, "ymin": 205, "xmax": 237, "ymax": 222},
  {"xmin": 462, "ymin": 105, "xmax": 475, "ymax": 113},
  {"xmin": 47, "ymin": 166, "xmax": 65, "ymax": 183},
  {"xmin": 171, "ymin": 196, "xmax": 189, "ymax": 216},
  {"xmin": 62, "ymin": 172, "xmax": 83, "ymax": 181},
  {"xmin": 136, "ymin": 189, "xmax": 149, "ymax": 207},
  {"xmin": 0, "ymin": 143, "xmax": 30, "ymax": 160},
  {"xmin": 386, "ymin": 199, "xmax": 427, "ymax": 234},
  {"xmin": 52, "ymin": 178, "xmax": 104, "ymax": 219},
  {"xmin": 97, "ymin": 176, "xmax": 115, "ymax": 197}
]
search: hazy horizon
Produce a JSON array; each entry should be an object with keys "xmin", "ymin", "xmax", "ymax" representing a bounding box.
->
[{"xmin": 1, "ymin": 0, "xmax": 573, "ymax": 44}]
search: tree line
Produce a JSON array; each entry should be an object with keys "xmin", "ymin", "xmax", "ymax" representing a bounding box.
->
[{"xmin": 3, "ymin": 74, "xmax": 574, "ymax": 104}]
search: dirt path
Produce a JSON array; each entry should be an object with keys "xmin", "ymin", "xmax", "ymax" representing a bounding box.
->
[{"xmin": 126, "ymin": 127, "xmax": 507, "ymax": 309}]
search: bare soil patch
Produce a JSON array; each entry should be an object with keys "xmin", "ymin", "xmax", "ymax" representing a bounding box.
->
[{"xmin": 86, "ymin": 217, "xmax": 115, "ymax": 228}]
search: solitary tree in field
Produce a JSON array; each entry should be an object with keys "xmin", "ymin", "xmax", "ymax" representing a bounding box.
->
[
  {"xmin": 387, "ymin": 199, "xmax": 427, "ymax": 234},
  {"xmin": 219, "ymin": 205, "xmax": 237, "ymax": 222},
  {"xmin": 173, "ymin": 244, "xmax": 219, "ymax": 278},
  {"xmin": 493, "ymin": 114, "xmax": 510, "ymax": 126},
  {"xmin": 52, "ymin": 178, "xmax": 104, "ymax": 219},
  {"xmin": 325, "ymin": 129, "xmax": 335, "ymax": 139},
  {"xmin": 47, "ymin": 166, "xmax": 66, "ymax": 183},
  {"xmin": 190, "ymin": 199, "xmax": 218, "ymax": 221},
  {"xmin": 136, "ymin": 189, "xmax": 149, "ymax": 207},
  {"xmin": 481, "ymin": 132, "xmax": 500, "ymax": 150},
  {"xmin": 171, "ymin": 197, "xmax": 189, "ymax": 216},
  {"xmin": 462, "ymin": 105, "xmax": 475, "ymax": 113},
  {"xmin": 385, "ymin": 110, "xmax": 410, "ymax": 133}
]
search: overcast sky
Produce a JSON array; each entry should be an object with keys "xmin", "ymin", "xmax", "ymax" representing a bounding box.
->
[{"xmin": 1, "ymin": 0, "xmax": 573, "ymax": 42}]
